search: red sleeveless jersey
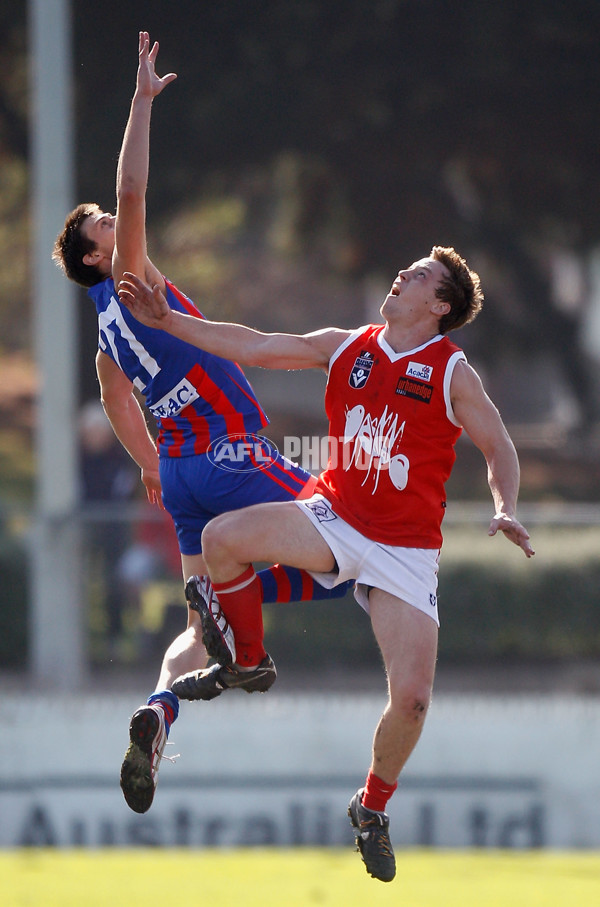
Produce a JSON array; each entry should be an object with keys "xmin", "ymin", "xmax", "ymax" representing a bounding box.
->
[{"xmin": 314, "ymin": 325, "xmax": 466, "ymax": 547}]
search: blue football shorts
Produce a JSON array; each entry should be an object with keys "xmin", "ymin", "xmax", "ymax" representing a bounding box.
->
[{"xmin": 160, "ymin": 438, "xmax": 312, "ymax": 555}]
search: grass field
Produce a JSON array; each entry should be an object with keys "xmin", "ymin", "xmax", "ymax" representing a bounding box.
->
[{"xmin": 2, "ymin": 848, "xmax": 600, "ymax": 906}]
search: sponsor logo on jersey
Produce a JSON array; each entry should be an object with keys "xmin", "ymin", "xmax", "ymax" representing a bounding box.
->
[
  {"xmin": 406, "ymin": 361, "xmax": 433, "ymax": 381},
  {"xmin": 206, "ymin": 433, "xmax": 278, "ymax": 473},
  {"xmin": 349, "ymin": 351, "xmax": 374, "ymax": 389},
  {"xmin": 148, "ymin": 377, "xmax": 200, "ymax": 419},
  {"xmin": 395, "ymin": 376, "xmax": 433, "ymax": 403}
]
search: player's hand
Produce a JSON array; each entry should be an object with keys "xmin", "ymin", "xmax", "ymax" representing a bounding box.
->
[
  {"xmin": 137, "ymin": 31, "xmax": 177, "ymax": 99},
  {"xmin": 141, "ymin": 467, "xmax": 164, "ymax": 509},
  {"xmin": 118, "ymin": 272, "xmax": 173, "ymax": 330},
  {"xmin": 488, "ymin": 512, "xmax": 535, "ymax": 558}
]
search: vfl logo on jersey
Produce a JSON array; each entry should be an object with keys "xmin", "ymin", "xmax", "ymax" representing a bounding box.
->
[
  {"xmin": 395, "ymin": 377, "xmax": 433, "ymax": 403},
  {"xmin": 148, "ymin": 377, "xmax": 200, "ymax": 419},
  {"xmin": 349, "ymin": 351, "xmax": 374, "ymax": 389},
  {"xmin": 406, "ymin": 361, "xmax": 433, "ymax": 381}
]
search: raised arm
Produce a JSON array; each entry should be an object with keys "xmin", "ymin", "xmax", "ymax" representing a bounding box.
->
[
  {"xmin": 451, "ymin": 360, "xmax": 534, "ymax": 558},
  {"xmin": 118, "ymin": 271, "xmax": 351, "ymax": 370},
  {"xmin": 111, "ymin": 31, "xmax": 177, "ymax": 292}
]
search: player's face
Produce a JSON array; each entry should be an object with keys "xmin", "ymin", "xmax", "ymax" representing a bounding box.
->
[
  {"xmin": 81, "ymin": 210, "xmax": 116, "ymax": 257},
  {"xmin": 381, "ymin": 257, "xmax": 448, "ymax": 320}
]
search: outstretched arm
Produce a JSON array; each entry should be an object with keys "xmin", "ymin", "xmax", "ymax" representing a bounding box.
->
[
  {"xmin": 118, "ymin": 271, "xmax": 350, "ymax": 370},
  {"xmin": 451, "ymin": 360, "xmax": 534, "ymax": 558},
  {"xmin": 112, "ymin": 31, "xmax": 177, "ymax": 292}
]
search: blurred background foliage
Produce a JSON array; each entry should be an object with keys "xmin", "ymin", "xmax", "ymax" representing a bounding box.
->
[
  {"xmin": 1, "ymin": 0, "xmax": 600, "ymax": 675},
  {"xmin": 1, "ymin": 1, "xmax": 600, "ymax": 443}
]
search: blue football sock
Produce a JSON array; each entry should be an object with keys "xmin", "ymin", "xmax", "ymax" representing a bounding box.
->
[
  {"xmin": 147, "ymin": 689, "xmax": 180, "ymax": 735},
  {"xmin": 258, "ymin": 564, "xmax": 353, "ymax": 604}
]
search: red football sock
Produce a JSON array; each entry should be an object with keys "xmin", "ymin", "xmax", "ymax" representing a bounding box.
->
[
  {"xmin": 212, "ymin": 566, "xmax": 266, "ymax": 667},
  {"xmin": 362, "ymin": 772, "xmax": 398, "ymax": 813}
]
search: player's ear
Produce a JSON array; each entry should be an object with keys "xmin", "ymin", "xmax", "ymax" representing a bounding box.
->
[
  {"xmin": 431, "ymin": 300, "xmax": 451, "ymax": 317},
  {"xmin": 83, "ymin": 250, "xmax": 101, "ymax": 267}
]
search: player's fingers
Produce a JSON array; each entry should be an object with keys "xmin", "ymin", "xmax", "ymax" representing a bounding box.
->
[
  {"xmin": 121, "ymin": 271, "xmax": 145, "ymax": 288},
  {"xmin": 116, "ymin": 282, "xmax": 135, "ymax": 303}
]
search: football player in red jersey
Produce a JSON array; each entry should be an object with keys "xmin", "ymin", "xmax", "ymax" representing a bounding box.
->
[{"xmin": 119, "ymin": 248, "xmax": 534, "ymax": 882}]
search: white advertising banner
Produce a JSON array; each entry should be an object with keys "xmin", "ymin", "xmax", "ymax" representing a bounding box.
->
[{"xmin": 1, "ymin": 693, "xmax": 599, "ymax": 849}]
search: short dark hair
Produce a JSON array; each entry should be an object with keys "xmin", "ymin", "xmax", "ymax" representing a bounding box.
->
[
  {"xmin": 52, "ymin": 203, "xmax": 104, "ymax": 288},
  {"xmin": 431, "ymin": 245, "xmax": 484, "ymax": 334}
]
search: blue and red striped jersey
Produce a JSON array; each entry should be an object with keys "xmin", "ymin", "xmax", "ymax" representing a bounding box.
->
[{"xmin": 89, "ymin": 277, "xmax": 269, "ymax": 457}]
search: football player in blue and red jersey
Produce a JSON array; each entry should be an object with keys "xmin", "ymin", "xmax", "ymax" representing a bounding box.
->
[{"xmin": 53, "ymin": 32, "xmax": 350, "ymax": 816}]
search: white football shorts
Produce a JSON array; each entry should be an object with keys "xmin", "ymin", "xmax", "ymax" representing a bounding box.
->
[{"xmin": 295, "ymin": 493, "xmax": 441, "ymax": 626}]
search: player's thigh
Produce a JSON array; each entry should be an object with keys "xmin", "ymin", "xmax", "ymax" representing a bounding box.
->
[
  {"xmin": 368, "ymin": 588, "xmax": 438, "ymax": 689},
  {"xmin": 203, "ymin": 500, "xmax": 336, "ymax": 573}
]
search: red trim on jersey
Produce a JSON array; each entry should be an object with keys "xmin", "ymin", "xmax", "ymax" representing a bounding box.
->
[
  {"xmin": 165, "ymin": 279, "xmax": 268, "ymax": 432},
  {"xmin": 185, "ymin": 363, "xmax": 249, "ymax": 448},
  {"xmin": 165, "ymin": 279, "xmax": 205, "ymax": 319},
  {"xmin": 167, "ymin": 279, "xmax": 267, "ymax": 424},
  {"xmin": 226, "ymin": 366, "xmax": 269, "ymax": 429},
  {"xmin": 157, "ymin": 416, "xmax": 183, "ymax": 457},
  {"xmin": 158, "ymin": 408, "xmax": 212, "ymax": 457}
]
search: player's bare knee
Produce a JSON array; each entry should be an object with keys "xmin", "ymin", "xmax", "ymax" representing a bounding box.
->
[
  {"xmin": 387, "ymin": 680, "xmax": 432, "ymax": 724},
  {"xmin": 201, "ymin": 514, "xmax": 234, "ymax": 564}
]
